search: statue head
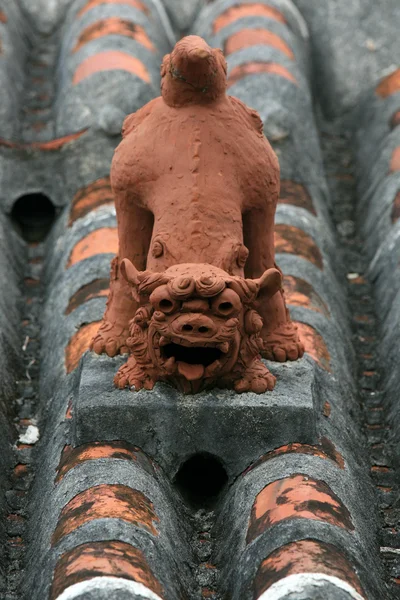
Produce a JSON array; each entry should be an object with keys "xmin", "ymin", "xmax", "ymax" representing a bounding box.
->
[
  {"xmin": 121, "ymin": 260, "xmax": 281, "ymax": 393},
  {"xmin": 160, "ymin": 35, "xmax": 228, "ymax": 107}
]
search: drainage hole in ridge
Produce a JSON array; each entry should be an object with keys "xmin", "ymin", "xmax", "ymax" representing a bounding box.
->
[
  {"xmin": 11, "ymin": 193, "xmax": 56, "ymax": 242},
  {"xmin": 174, "ymin": 452, "xmax": 228, "ymax": 509}
]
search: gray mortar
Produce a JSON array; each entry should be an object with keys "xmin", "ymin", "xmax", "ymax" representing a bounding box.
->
[
  {"xmin": 10, "ymin": 2, "xmax": 388, "ymax": 597},
  {"xmin": 213, "ymin": 450, "xmax": 379, "ymax": 556},
  {"xmin": 203, "ymin": 18, "xmax": 329, "ymax": 216},
  {"xmin": 59, "ymin": 0, "xmax": 174, "ymax": 55},
  {"xmin": 289, "ymin": 304, "xmax": 355, "ymax": 385},
  {"xmin": 56, "ymin": 64, "xmax": 158, "ymax": 137},
  {"xmin": 0, "ymin": 0, "xmax": 173, "ymax": 214},
  {"xmin": 43, "ymin": 204, "xmax": 116, "ymax": 282},
  {"xmin": 0, "ymin": 2, "xmax": 30, "ymax": 140},
  {"xmin": 275, "ymin": 204, "xmax": 338, "ymax": 267},
  {"xmin": 55, "ymin": 2, "xmax": 164, "ymax": 134},
  {"xmin": 45, "ymin": 252, "xmax": 113, "ymax": 313},
  {"xmin": 25, "ymin": 372, "xmax": 195, "ymax": 600},
  {"xmin": 277, "ymin": 253, "xmax": 351, "ymax": 327},
  {"xmin": 210, "ymin": 15, "xmax": 308, "ymax": 74},
  {"xmin": 354, "ymin": 92, "xmax": 400, "ymax": 173},
  {"xmin": 359, "ymin": 175, "xmax": 400, "ymax": 242},
  {"xmin": 292, "ymin": 0, "xmax": 400, "ymax": 119},
  {"xmin": 356, "ymin": 132, "xmax": 400, "ymax": 205},
  {"xmin": 224, "ymin": 518, "xmax": 378, "ymax": 599},
  {"xmin": 27, "ymin": 467, "xmax": 195, "ymax": 600},
  {"xmin": 264, "ymin": 582, "xmax": 364, "ymax": 600},
  {"xmin": 40, "ymin": 295, "xmax": 107, "ymax": 404},
  {"xmin": 59, "ymin": 3, "xmax": 169, "ymax": 55},
  {"xmin": 0, "ymin": 214, "xmax": 25, "ymax": 593},
  {"xmin": 73, "ymin": 352, "xmax": 317, "ymax": 482},
  {"xmin": 0, "ymin": 132, "xmax": 117, "ymax": 215},
  {"xmin": 155, "ymin": 0, "xmax": 202, "ymax": 36},
  {"xmin": 226, "ymin": 44, "xmax": 307, "ymax": 90},
  {"xmin": 194, "ymin": 0, "xmax": 308, "ymax": 46}
]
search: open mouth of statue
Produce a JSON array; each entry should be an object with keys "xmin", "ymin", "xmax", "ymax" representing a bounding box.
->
[{"xmin": 162, "ymin": 342, "xmax": 224, "ymax": 381}]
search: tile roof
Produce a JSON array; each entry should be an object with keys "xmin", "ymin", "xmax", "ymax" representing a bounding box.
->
[{"xmin": 0, "ymin": 1, "xmax": 399, "ymax": 599}]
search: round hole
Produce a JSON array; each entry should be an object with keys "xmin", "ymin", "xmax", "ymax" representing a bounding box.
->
[
  {"xmin": 11, "ymin": 193, "xmax": 56, "ymax": 242},
  {"xmin": 160, "ymin": 299, "xmax": 173, "ymax": 311},
  {"xmin": 174, "ymin": 452, "xmax": 228, "ymax": 509},
  {"xmin": 198, "ymin": 326, "xmax": 208, "ymax": 333},
  {"xmin": 219, "ymin": 302, "xmax": 233, "ymax": 313},
  {"xmin": 182, "ymin": 324, "xmax": 193, "ymax": 332}
]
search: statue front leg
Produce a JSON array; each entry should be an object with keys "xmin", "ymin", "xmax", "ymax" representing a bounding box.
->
[
  {"xmin": 243, "ymin": 205, "xmax": 304, "ymax": 363},
  {"xmin": 260, "ymin": 287, "xmax": 304, "ymax": 362},
  {"xmin": 90, "ymin": 191, "xmax": 154, "ymax": 357}
]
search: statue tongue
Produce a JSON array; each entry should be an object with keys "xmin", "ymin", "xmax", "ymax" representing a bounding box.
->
[{"xmin": 177, "ymin": 362, "xmax": 205, "ymax": 381}]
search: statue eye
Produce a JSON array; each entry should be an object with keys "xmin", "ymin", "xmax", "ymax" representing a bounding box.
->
[
  {"xmin": 211, "ymin": 289, "xmax": 241, "ymax": 317},
  {"xmin": 150, "ymin": 285, "xmax": 178, "ymax": 314},
  {"xmin": 152, "ymin": 240, "xmax": 164, "ymax": 258}
]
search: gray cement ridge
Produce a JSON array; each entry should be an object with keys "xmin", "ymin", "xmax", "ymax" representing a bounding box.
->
[{"xmin": 74, "ymin": 352, "xmax": 317, "ymax": 482}]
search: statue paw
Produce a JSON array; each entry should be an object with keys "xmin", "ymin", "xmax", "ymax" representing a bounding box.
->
[
  {"xmin": 262, "ymin": 322, "xmax": 304, "ymax": 362},
  {"xmin": 114, "ymin": 356, "xmax": 155, "ymax": 391},
  {"xmin": 90, "ymin": 320, "xmax": 130, "ymax": 357},
  {"xmin": 234, "ymin": 360, "xmax": 276, "ymax": 393}
]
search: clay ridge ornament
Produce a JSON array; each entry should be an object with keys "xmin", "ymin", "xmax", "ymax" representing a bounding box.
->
[{"xmin": 90, "ymin": 35, "xmax": 304, "ymax": 393}]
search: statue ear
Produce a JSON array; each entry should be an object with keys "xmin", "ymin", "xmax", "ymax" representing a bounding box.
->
[
  {"xmin": 120, "ymin": 258, "xmax": 143, "ymax": 302},
  {"xmin": 120, "ymin": 258, "xmax": 141, "ymax": 286},
  {"xmin": 253, "ymin": 268, "xmax": 282, "ymax": 299}
]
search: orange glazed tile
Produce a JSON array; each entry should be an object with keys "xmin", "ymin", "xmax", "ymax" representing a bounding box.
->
[
  {"xmin": 67, "ymin": 228, "xmax": 118, "ymax": 267},
  {"xmin": 72, "ymin": 18, "xmax": 155, "ymax": 53},
  {"xmin": 389, "ymin": 147, "xmax": 400, "ymax": 173},
  {"xmin": 55, "ymin": 441, "xmax": 153, "ymax": 482},
  {"xmin": 69, "ymin": 177, "xmax": 114, "ymax": 225},
  {"xmin": 254, "ymin": 540, "xmax": 365, "ymax": 597},
  {"xmin": 65, "ymin": 279, "xmax": 109, "ymax": 314},
  {"xmin": 244, "ymin": 438, "xmax": 345, "ymax": 474},
  {"xmin": 227, "ymin": 61, "xmax": 297, "ymax": 87},
  {"xmin": 65, "ymin": 321, "xmax": 101, "ymax": 373},
  {"xmin": 77, "ymin": 0, "xmax": 149, "ymax": 18},
  {"xmin": 213, "ymin": 4, "xmax": 286, "ymax": 33},
  {"xmin": 51, "ymin": 484, "xmax": 159, "ymax": 544},
  {"xmin": 274, "ymin": 224, "xmax": 323, "ymax": 269},
  {"xmin": 50, "ymin": 541, "xmax": 163, "ymax": 600},
  {"xmin": 294, "ymin": 322, "xmax": 331, "ymax": 372},
  {"xmin": 283, "ymin": 275, "xmax": 329, "ymax": 317},
  {"xmin": 73, "ymin": 51, "xmax": 150, "ymax": 85},
  {"xmin": 279, "ymin": 180, "xmax": 316, "ymax": 215},
  {"xmin": 376, "ymin": 68, "xmax": 400, "ymax": 98},
  {"xmin": 0, "ymin": 129, "xmax": 88, "ymax": 151},
  {"xmin": 224, "ymin": 29, "xmax": 294, "ymax": 59},
  {"xmin": 247, "ymin": 474, "xmax": 353, "ymax": 544}
]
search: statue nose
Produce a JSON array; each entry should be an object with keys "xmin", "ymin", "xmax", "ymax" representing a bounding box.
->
[
  {"xmin": 174, "ymin": 315, "xmax": 216, "ymax": 337},
  {"xmin": 182, "ymin": 323, "xmax": 210, "ymax": 334}
]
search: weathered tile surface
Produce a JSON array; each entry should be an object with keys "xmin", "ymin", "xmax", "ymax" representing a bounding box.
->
[{"xmin": 0, "ymin": 1, "xmax": 399, "ymax": 599}]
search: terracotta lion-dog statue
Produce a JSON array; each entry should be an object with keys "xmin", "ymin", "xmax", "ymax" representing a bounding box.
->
[{"xmin": 90, "ymin": 35, "xmax": 304, "ymax": 394}]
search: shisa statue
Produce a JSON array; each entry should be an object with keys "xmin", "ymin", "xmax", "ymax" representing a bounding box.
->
[{"xmin": 90, "ymin": 35, "xmax": 304, "ymax": 394}]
